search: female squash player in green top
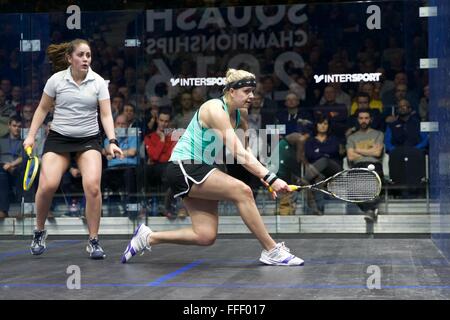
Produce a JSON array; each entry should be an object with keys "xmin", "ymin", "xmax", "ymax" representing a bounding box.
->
[{"xmin": 122, "ymin": 69, "xmax": 304, "ymax": 266}]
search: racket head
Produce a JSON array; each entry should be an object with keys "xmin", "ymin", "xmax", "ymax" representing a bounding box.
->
[
  {"xmin": 23, "ymin": 155, "xmax": 39, "ymax": 191},
  {"xmin": 326, "ymin": 168, "xmax": 382, "ymax": 203}
]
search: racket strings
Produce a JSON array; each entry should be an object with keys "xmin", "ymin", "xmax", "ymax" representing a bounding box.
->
[
  {"xmin": 327, "ymin": 170, "xmax": 380, "ymax": 201},
  {"xmin": 24, "ymin": 157, "xmax": 38, "ymax": 190},
  {"xmin": 26, "ymin": 161, "xmax": 36, "ymax": 181}
]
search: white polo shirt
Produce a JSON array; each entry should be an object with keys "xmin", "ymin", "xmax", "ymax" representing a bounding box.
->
[{"xmin": 43, "ymin": 66, "xmax": 110, "ymax": 137}]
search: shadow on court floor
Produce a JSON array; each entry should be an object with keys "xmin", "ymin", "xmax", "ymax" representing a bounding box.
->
[{"xmin": 1, "ymin": 238, "xmax": 450, "ymax": 300}]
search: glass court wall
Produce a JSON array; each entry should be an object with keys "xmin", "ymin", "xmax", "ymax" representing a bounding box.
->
[{"xmin": 0, "ymin": 1, "xmax": 442, "ymax": 240}]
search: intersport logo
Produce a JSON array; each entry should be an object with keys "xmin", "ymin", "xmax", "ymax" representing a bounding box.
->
[
  {"xmin": 314, "ymin": 73, "xmax": 382, "ymax": 84},
  {"xmin": 170, "ymin": 77, "xmax": 226, "ymax": 87}
]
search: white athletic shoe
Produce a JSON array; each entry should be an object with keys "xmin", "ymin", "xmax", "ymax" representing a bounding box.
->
[
  {"xmin": 121, "ymin": 224, "xmax": 152, "ymax": 263},
  {"xmin": 30, "ymin": 229, "xmax": 47, "ymax": 255},
  {"xmin": 259, "ymin": 242, "xmax": 304, "ymax": 266}
]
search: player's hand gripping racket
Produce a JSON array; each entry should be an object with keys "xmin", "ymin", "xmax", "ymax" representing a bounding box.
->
[
  {"xmin": 269, "ymin": 168, "xmax": 382, "ymax": 203},
  {"xmin": 23, "ymin": 146, "xmax": 39, "ymax": 191}
]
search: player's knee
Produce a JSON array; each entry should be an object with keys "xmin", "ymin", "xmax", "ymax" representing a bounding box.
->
[
  {"xmin": 84, "ymin": 182, "xmax": 100, "ymax": 198},
  {"xmin": 234, "ymin": 182, "xmax": 253, "ymax": 201},
  {"xmin": 39, "ymin": 180, "xmax": 59, "ymax": 194},
  {"xmin": 196, "ymin": 232, "xmax": 216, "ymax": 246}
]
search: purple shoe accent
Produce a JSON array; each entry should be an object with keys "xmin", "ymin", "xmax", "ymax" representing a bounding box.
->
[
  {"xmin": 121, "ymin": 226, "xmax": 143, "ymax": 263},
  {"xmin": 133, "ymin": 224, "xmax": 142, "ymax": 237},
  {"xmin": 281, "ymin": 255, "xmax": 295, "ymax": 264}
]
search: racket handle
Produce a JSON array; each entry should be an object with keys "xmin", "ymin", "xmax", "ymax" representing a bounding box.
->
[
  {"xmin": 25, "ymin": 146, "xmax": 32, "ymax": 156},
  {"xmin": 268, "ymin": 185, "xmax": 299, "ymax": 193}
]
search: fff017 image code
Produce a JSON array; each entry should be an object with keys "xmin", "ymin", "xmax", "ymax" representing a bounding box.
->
[{"xmin": 183, "ymin": 304, "xmax": 266, "ymax": 317}]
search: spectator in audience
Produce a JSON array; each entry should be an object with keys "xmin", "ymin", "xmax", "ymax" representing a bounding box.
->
[
  {"xmin": 303, "ymin": 116, "xmax": 343, "ymax": 215},
  {"xmin": 2, "ymin": 48, "xmax": 21, "ymax": 86},
  {"xmin": 346, "ymin": 92, "xmax": 384, "ymax": 136},
  {"xmin": 320, "ymin": 82, "xmax": 351, "ymax": 114},
  {"xmin": 146, "ymin": 95, "xmax": 161, "ymax": 133},
  {"xmin": 314, "ymin": 85, "xmax": 348, "ymax": 142},
  {"xmin": 10, "ymin": 86, "xmax": 24, "ymax": 112},
  {"xmin": 0, "ymin": 116, "xmax": 23, "ymax": 218},
  {"xmin": 102, "ymin": 114, "xmax": 139, "ymax": 217},
  {"xmin": 382, "ymin": 72, "xmax": 420, "ymax": 115},
  {"xmin": 111, "ymin": 93, "xmax": 125, "ymax": 119},
  {"xmin": 142, "ymin": 109, "xmax": 177, "ymax": 219},
  {"xmin": 294, "ymin": 75, "xmax": 318, "ymax": 109},
  {"xmin": 346, "ymin": 109, "xmax": 384, "ymax": 222},
  {"xmin": 385, "ymin": 98, "xmax": 428, "ymax": 154},
  {"xmin": 172, "ymin": 92, "xmax": 195, "ymax": 129},
  {"xmin": 376, "ymin": 67, "xmax": 395, "ymax": 99},
  {"xmin": 247, "ymin": 92, "xmax": 273, "ymax": 166},
  {"xmin": 131, "ymin": 94, "xmax": 153, "ymax": 135},
  {"xmin": 109, "ymin": 64, "xmax": 126, "ymax": 87},
  {"xmin": 1, "ymin": 79, "xmax": 12, "ymax": 101},
  {"xmin": 20, "ymin": 104, "xmax": 35, "ymax": 129},
  {"xmin": 0, "ymin": 88, "xmax": 15, "ymax": 115},
  {"xmin": 260, "ymin": 75, "xmax": 277, "ymax": 101},
  {"xmin": 248, "ymin": 92, "xmax": 273, "ymax": 133},
  {"xmin": 276, "ymin": 91, "xmax": 314, "ymax": 168},
  {"xmin": 351, "ymin": 82, "xmax": 383, "ymax": 115},
  {"xmin": 122, "ymin": 102, "xmax": 141, "ymax": 129},
  {"xmin": 0, "ymin": 88, "xmax": 16, "ymax": 137},
  {"xmin": 118, "ymin": 86, "xmax": 130, "ymax": 102},
  {"xmin": 191, "ymin": 87, "xmax": 205, "ymax": 110},
  {"xmin": 385, "ymin": 98, "xmax": 428, "ymax": 198}
]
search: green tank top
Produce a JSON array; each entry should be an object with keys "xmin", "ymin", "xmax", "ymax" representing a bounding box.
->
[{"xmin": 170, "ymin": 97, "xmax": 241, "ymax": 165}]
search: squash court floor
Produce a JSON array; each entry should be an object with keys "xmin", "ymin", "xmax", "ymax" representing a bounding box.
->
[{"xmin": 1, "ymin": 236, "xmax": 450, "ymax": 300}]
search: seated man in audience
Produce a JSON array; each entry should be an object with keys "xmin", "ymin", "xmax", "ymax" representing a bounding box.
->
[
  {"xmin": 346, "ymin": 92, "xmax": 384, "ymax": 137},
  {"xmin": 346, "ymin": 109, "xmax": 384, "ymax": 223},
  {"xmin": 275, "ymin": 92, "xmax": 314, "ymax": 169},
  {"xmin": 0, "ymin": 116, "xmax": 23, "ymax": 218},
  {"xmin": 141, "ymin": 109, "xmax": 178, "ymax": 219},
  {"xmin": 385, "ymin": 99, "xmax": 428, "ymax": 154},
  {"xmin": 0, "ymin": 89, "xmax": 16, "ymax": 137},
  {"xmin": 385, "ymin": 98, "xmax": 428, "ymax": 198}
]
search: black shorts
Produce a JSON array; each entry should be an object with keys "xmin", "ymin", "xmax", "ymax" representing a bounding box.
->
[
  {"xmin": 166, "ymin": 160, "xmax": 219, "ymax": 198},
  {"xmin": 43, "ymin": 130, "xmax": 103, "ymax": 157}
]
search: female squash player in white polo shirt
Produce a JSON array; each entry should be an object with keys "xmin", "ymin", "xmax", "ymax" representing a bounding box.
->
[
  {"xmin": 122, "ymin": 69, "xmax": 304, "ymax": 266},
  {"xmin": 23, "ymin": 39, "xmax": 123, "ymax": 259}
]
